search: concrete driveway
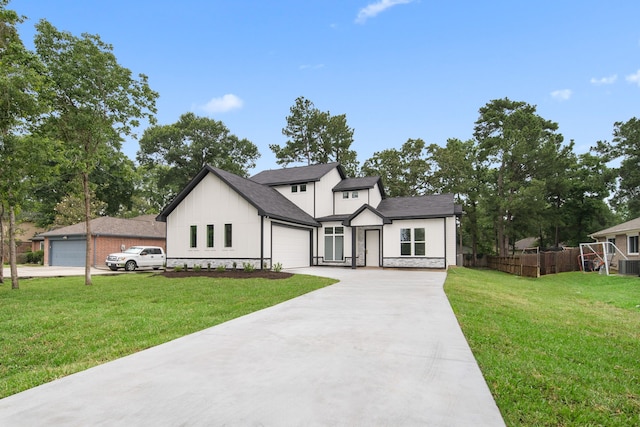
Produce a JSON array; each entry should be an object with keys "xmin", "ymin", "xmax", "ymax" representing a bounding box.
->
[{"xmin": 0, "ymin": 267, "xmax": 505, "ymax": 426}]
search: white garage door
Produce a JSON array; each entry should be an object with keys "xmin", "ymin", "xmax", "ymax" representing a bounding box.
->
[
  {"xmin": 272, "ymin": 224, "xmax": 311, "ymax": 269},
  {"xmin": 50, "ymin": 239, "xmax": 86, "ymax": 267}
]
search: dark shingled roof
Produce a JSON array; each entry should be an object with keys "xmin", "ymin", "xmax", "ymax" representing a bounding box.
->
[
  {"xmin": 332, "ymin": 176, "xmax": 384, "ymax": 196},
  {"xmin": 376, "ymin": 194, "xmax": 461, "ymax": 219},
  {"xmin": 251, "ymin": 162, "xmax": 345, "ymax": 186},
  {"xmin": 157, "ymin": 165, "xmax": 319, "ymax": 227},
  {"xmin": 39, "ymin": 215, "xmax": 166, "ymax": 238}
]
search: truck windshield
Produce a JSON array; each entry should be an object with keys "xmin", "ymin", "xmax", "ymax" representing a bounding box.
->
[{"xmin": 124, "ymin": 247, "xmax": 143, "ymax": 254}]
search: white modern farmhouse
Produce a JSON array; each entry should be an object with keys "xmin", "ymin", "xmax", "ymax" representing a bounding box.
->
[{"xmin": 157, "ymin": 163, "xmax": 462, "ymax": 270}]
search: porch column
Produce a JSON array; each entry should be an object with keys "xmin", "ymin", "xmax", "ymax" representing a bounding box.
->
[{"xmin": 351, "ymin": 227, "xmax": 357, "ymax": 269}]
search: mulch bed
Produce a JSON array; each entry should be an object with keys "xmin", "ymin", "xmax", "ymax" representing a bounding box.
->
[{"xmin": 160, "ymin": 269, "xmax": 293, "ymax": 280}]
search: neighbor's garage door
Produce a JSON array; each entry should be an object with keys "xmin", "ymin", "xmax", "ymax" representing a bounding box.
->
[
  {"xmin": 50, "ymin": 239, "xmax": 86, "ymax": 267},
  {"xmin": 272, "ymin": 224, "xmax": 311, "ymax": 269}
]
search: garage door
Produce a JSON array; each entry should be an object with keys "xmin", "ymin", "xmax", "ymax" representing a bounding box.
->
[
  {"xmin": 272, "ymin": 224, "xmax": 311, "ymax": 269},
  {"xmin": 50, "ymin": 239, "xmax": 86, "ymax": 267}
]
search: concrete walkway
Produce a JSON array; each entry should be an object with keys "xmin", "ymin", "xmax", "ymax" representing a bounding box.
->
[{"xmin": 0, "ymin": 267, "xmax": 505, "ymax": 426}]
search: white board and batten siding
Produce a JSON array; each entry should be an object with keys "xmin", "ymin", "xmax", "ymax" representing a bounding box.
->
[
  {"xmin": 382, "ymin": 217, "xmax": 456, "ymax": 268},
  {"xmin": 271, "ymin": 222, "xmax": 311, "ymax": 269},
  {"xmin": 165, "ymin": 173, "xmax": 262, "ymax": 260}
]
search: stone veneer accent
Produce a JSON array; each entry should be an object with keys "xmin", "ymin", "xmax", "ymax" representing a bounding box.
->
[
  {"xmin": 382, "ymin": 257, "xmax": 445, "ymax": 269},
  {"xmin": 166, "ymin": 258, "xmax": 266, "ymax": 270}
]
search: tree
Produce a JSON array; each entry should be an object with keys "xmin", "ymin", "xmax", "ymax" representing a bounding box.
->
[
  {"xmin": 137, "ymin": 112, "xmax": 259, "ymax": 203},
  {"xmin": 473, "ymin": 98, "xmax": 563, "ymax": 256},
  {"xmin": 428, "ymin": 138, "xmax": 490, "ymax": 264},
  {"xmin": 361, "ymin": 139, "xmax": 433, "ymax": 197},
  {"xmin": 35, "ymin": 20, "xmax": 158, "ymax": 285},
  {"xmin": 271, "ymin": 97, "xmax": 358, "ymax": 174},
  {"xmin": 596, "ymin": 118, "xmax": 640, "ymax": 219},
  {"xmin": 0, "ymin": 2, "xmax": 46, "ymax": 288}
]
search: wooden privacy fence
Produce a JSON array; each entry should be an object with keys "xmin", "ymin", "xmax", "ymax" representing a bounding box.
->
[{"xmin": 486, "ymin": 248, "xmax": 582, "ymax": 278}]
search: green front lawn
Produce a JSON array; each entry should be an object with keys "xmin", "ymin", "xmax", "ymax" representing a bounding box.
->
[
  {"xmin": 0, "ymin": 273, "xmax": 336, "ymax": 399},
  {"xmin": 444, "ymin": 268, "xmax": 640, "ymax": 426}
]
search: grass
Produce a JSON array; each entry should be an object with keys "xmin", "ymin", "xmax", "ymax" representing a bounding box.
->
[
  {"xmin": 444, "ymin": 268, "xmax": 640, "ymax": 426},
  {"xmin": 0, "ymin": 273, "xmax": 336, "ymax": 399}
]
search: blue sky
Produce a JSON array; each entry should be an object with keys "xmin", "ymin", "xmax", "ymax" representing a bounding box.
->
[{"xmin": 11, "ymin": 0, "xmax": 640, "ymax": 173}]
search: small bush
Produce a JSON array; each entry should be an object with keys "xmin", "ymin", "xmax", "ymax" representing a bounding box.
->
[
  {"xmin": 232, "ymin": 261, "xmax": 237, "ymax": 270},
  {"xmin": 215, "ymin": 265, "xmax": 226, "ymax": 272},
  {"xmin": 174, "ymin": 265, "xmax": 183, "ymax": 272},
  {"xmin": 272, "ymin": 262, "xmax": 283, "ymax": 273},
  {"xmin": 207, "ymin": 263, "xmax": 211, "ymax": 272},
  {"xmin": 25, "ymin": 250, "xmax": 44, "ymax": 264},
  {"xmin": 193, "ymin": 264, "xmax": 202, "ymax": 272},
  {"xmin": 243, "ymin": 262, "xmax": 255, "ymax": 272}
]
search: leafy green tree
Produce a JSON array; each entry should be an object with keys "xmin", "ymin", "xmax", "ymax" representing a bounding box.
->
[
  {"xmin": 35, "ymin": 20, "xmax": 158, "ymax": 285},
  {"xmin": 271, "ymin": 97, "xmax": 358, "ymax": 174},
  {"xmin": 558, "ymin": 152, "xmax": 617, "ymax": 245},
  {"xmin": 137, "ymin": 112, "xmax": 259, "ymax": 204},
  {"xmin": 596, "ymin": 118, "xmax": 640, "ymax": 219},
  {"xmin": 474, "ymin": 98, "xmax": 563, "ymax": 256},
  {"xmin": 0, "ymin": 2, "xmax": 47, "ymax": 288},
  {"xmin": 428, "ymin": 138, "xmax": 490, "ymax": 264},
  {"xmin": 361, "ymin": 139, "xmax": 434, "ymax": 197}
]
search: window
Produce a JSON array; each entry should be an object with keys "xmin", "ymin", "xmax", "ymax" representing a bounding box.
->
[
  {"xmin": 342, "ymin": 192, "xmax": 349, "ymax": 199},
  {"xmin": 225, "ymin": 224, "xmax": 233, "ymax": 248},
  {"xmin": 190, "ymin": 225, "xmax": 197, "ymax": 248},
  {"xmin": 291, "ymin": 185, "xmax": 298, "ymax": 193},
  {"xmin": 607, "ymin": 238, "xmax": 616, "ymax": 254},
  {"xmin": 629, "ymin": 235, "xmax": 639, "ymax": 254},
  {"xmin": 292, "ymin": 184, "xmax": 306, "ymax": 193},
  {"xmin": 300, "ymin": 184, "xmax": 307, "ymax": 192},
  {"xmin": 352, "ymin": 191, "xmax": 358, "ymax": 199},
  {"xmin": 324, "ymin": 226, "xmax": 344, "ymax": 261},
  {"xmin": 207, "ymin": 224, "xmax": 214, "ymax": 248},
  {"xmin": 400, "ymin": 227, "xmax": 426, "ymax": 256}
]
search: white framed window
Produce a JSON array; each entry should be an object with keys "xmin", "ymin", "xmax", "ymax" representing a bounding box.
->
[
  {"xmin": 342, "ymin": 192, "xmax": 349, "ymax": 199},
  {"xmin": 291, "ymin": 185, "xmax": 298, "ymax": 193},
  {"xmin": 300, "ymin": 184, "xmax": 307, "ymax": 192},
  {"xmin": 324, "ymin": 226, "xmax": 344, "ymax": 261},
  {"xmin": 400, "ymin": 228, "xmax": 426, "ymax": 256},
  {"xmin": 207, "ymin": 224, "xmax": 214, "ymax": 248},
  {"xmin": 225, "ymin": 224, "xmax": 233, "ymax": 248},
  {"xmin": 190, "ymin": 225, "xmax": 197, "ymax": 248},
  {"xmin": 352, "ymin": 191, "xmax": 359, "ymax": 199},
  {"xmin": 628, "ymin": 235, "xmax": 639, "ymax": 254}
]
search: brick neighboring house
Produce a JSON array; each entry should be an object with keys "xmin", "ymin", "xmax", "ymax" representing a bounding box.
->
[
  {"xmin": 1, "ymin": 221, "xmax": 46, "ymax": 263},
  {"xmin": 37, "ymin": 215, "xmax": 166, "ymax": 267},
  {"xmin": 589, "ymin": 216, "xmax": 640, "ymax": 262}
]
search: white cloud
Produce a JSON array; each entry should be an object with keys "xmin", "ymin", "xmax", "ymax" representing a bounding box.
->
[
  {"xmin": 355, "ymin": 0, "xmax": 414, "ymax": 24},
  {"xmin": 626, "ymin": 69, "xmax": 640, "ymax": 86},
  {"xmin": 299, "ymin": 64, "xmax": 325, "ymax": 70},
  {"xmin": 550, "ymin": 89, "xmax": 572, "ymax": 101},
  {"xmin": 199, "ymin": 94, "xmax": 244, "ymax": 113},
  {"xmin": 590, "ymin": 74, "xmax": 617, "ymax": 85}
]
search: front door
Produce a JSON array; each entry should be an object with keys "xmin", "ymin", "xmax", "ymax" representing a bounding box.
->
[{"xmin": 365, "ymin": 230, "xmax": 380, "ymax": 267}]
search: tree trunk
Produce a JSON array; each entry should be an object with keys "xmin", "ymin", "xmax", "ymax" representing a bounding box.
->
[
  {"xmin": 0, "ymin": 204, "xmax": 4, "ymax": 284},
  {"xmin": 83, "ymin": 171, "xmax": 92, "ymax": 286},
  {"xmin": 9, "ymin": 205, "xmax": 18, "ymax": 289}
]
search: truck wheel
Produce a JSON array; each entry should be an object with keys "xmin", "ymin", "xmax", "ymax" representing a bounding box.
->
[
  {"xmin": 108, "ymin": 266, "xmax": 118, "ymax": 271},
  {"xmin": 124, "ymin": 260, "xmax": 137, "ymax": 271}
]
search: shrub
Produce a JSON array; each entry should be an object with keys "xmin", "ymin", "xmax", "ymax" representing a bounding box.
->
[
  {"xmin": 174, "ymin": 265, "xmax": 183, "ymax": 272},
  {"xmin": 207, "ymin": 263, "xmax": 211, "ymax": 272},
  {"xmin": 215, "ymin": 265, "xmax": 226, "ymax": 272},
  {"xmin": 272, "ymin": 262, "xmax": 283, "ymax": 273},
  {"xmin": 193, "ymin": 264, "xmax": 202, "ymax": 272},
  {"xmin": 25, "ymin": 250, "xmax": 44, "ymax": 264},
  {"xmin": 243, "ymin": 262, "xmax": 255, "ymax": 272},
  {"xmin": 232, "ymin": 261, "xmax": 237, "ymax": 270}
]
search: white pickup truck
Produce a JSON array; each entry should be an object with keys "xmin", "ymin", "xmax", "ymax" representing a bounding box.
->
[{"xmin": 105, "ymin": 246, "xmax": 165, "ymax": 271}]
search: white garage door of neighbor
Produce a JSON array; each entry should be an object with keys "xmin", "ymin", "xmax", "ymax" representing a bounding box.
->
[{"xmin": 272, "ymin": 225, "xmax": 310, "ymax": 269}]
